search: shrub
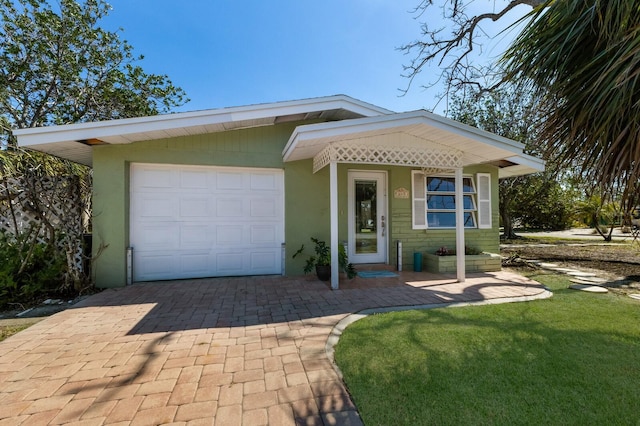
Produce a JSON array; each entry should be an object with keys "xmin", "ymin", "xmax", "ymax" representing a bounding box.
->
[{"xmin": 0, "ymin": 231, "xmax": 67, "ymax": 308}]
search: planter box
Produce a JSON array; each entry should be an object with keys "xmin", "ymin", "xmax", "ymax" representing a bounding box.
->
[{"xmin": 424, "ymin": 252, "xmax": 502, "ymax": 274}]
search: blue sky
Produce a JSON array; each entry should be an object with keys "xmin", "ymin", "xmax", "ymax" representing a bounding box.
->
[{"xmin": 102, "ymin": 1, "xmax": 529, "ymax": 115}]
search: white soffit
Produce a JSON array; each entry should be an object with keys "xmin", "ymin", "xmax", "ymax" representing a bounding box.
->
[
  {"xmin": 497, "ymin": 154, "xmax": 546, "ymax": 178},
  {"xmin": 283, "ymin": 110, "xmax": 545, "ymax": 176},
  {"xmin": 13, "ymin": 95, "xmax": 393, "ymax": 166}
]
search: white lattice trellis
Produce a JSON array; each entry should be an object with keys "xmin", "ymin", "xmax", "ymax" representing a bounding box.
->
[
  {"xmin": 313, "ymin": 140, "xmax": 463, "ymax": 173},
  {"xmin": 0, "ymin": 174, "xmax": 88, "ymax": 275}
]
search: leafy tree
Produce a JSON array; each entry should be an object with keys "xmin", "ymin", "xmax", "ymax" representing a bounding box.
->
[
  {"xmin": 574, "ymin": 194, "xmax": 621, "ymax": 242},
  {"xmin": 0, "ymin": 0, "xmax": 188, "ymax": 148},
  {"xmin": 448, "ymin": 87, "xmax": 575, "ymax": 237},
  {"xmin": 0, "ymin": 0, "xmax": 188, "ymax": 296}
]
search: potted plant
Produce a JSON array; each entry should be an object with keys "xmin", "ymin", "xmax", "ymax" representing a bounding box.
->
[{"xmin": 293, "ymin": 237, "xmax": 356, "ymax": 281}]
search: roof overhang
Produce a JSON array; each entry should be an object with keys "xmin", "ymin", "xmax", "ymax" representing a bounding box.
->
[
  {"xmin": 13, "ymin": 95, "xmax": 392, "ymax": 166},
  {"xmin": 282, "ymin": 110, "xmax": 545, "ymax": 177}
]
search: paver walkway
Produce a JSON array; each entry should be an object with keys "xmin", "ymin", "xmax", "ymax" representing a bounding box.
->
[{"xmin": 0, "ymin": 271, "xmax": 549, "ymax": 425}]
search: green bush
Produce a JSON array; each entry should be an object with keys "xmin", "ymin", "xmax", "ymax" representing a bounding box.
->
[{"xmin": 0, "ymin": 231, "xmax": 66, "ymax": 308}]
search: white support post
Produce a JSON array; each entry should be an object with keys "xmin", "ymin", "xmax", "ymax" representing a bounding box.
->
[
  {"xmin": 330, "ymin": 161, "xmax": 339, "ymax": 290},
  {"xmin": 455, "ymin": 167, "xmax": 466, "ymax": 282}
]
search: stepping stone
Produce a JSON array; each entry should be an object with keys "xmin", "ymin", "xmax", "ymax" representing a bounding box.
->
[
  {"xmin": 570, "ymin": 278, "xmax": 606, "ymax": 286},
  {"xmin": 629, "ymin": 294, "xmax": 640, "ymax": 301},
  {"xmin": 574, "ymin": 276, "xmax": 607, "ymax": 283},
  {"xmin": 565, "ymin": 271, "xmax": 598, "ymax": 277},
  {"xmin": 569, "ymin": 284, "xmax": 608, "ymax": 293},
  {"xmin": 551, "ymin": 267, "xmax": 581, "ymax": 273}
]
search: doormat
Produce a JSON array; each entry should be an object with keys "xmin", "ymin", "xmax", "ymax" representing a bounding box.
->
[{"xmin": 357, "ymin": 271, "xmax": 399, "ymax": 278}]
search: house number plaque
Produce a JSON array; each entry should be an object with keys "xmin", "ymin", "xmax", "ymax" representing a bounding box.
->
[{"xmin": 394, "ymin": 187, "xmax": 409, "ymax": 199}]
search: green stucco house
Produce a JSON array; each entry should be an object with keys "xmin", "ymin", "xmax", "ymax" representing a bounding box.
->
[{"xmin": 15, "ymin": 95, "xmax": 544, "ymax": 289}]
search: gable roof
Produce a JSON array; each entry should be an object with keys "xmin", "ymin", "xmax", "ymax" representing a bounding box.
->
[
  {"xmin": 13, "ymin": 95, "xmax": 391, "ymax": 166},
  {"xmin": 283, "ymin": 110, "xmax": 544, "ymax": 178}
]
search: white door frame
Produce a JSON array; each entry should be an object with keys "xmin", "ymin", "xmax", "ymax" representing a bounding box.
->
[{"xmin": 347, "ymin": 170, "xmax": 388, "ymax": 264}]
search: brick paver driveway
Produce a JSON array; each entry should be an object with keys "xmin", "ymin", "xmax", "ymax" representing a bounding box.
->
[{"xmin": 0, "ymin": 271, "xmax": 549, "ymax": 425}]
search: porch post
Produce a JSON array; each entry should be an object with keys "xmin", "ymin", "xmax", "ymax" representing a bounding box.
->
[
  {"xmin": 455, "ymin": 167, "xmax": 466, "ymax": 282},
  {"xmin": 330, "ymin": 161, "xmax": 339, "ymax": 290}
]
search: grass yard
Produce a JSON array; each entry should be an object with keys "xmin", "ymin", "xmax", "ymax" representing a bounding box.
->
[
  {"xmin": 334, "ymin": 273, "xmax": 640, "ymax": 425},
  {"xmin": 0, "ymin": 324, "xmax": 30, "ymax": 342}
]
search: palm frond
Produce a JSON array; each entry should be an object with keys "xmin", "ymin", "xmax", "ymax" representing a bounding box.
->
[{"xmin": 501, "ymin": 0, "xmax": 640, "ymax": 209}]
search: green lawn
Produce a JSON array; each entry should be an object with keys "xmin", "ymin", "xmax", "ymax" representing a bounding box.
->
[
  {"xmin": 0, "ymin": 324, "xmax": 30, "ymax": 342},
  {"xmin": 334, "ymin": 273, "xmax": 640, "ymax": 425}
]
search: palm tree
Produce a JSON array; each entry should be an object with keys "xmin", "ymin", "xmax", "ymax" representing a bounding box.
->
[{"xmin": 501, "ymin": 0, "xmax": 640, "ymax": 212}]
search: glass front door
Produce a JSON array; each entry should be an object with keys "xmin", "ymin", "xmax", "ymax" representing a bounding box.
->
[{"xmin": 348, "ymin": 171, "xmax": 387, "ymax": 263}]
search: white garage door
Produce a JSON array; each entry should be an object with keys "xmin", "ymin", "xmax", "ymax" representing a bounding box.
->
[{"xmin": 130, "ymin": 163, "xmax": 284, "ymax": 282}]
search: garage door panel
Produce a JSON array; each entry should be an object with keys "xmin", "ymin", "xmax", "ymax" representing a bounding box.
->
[
  {"xmin": 179, "ymin": 197, "xmax": 211, "ymax": 217},
  {"xmin": 250, "ymin": 225, "xmax": 277, "ymax": 244},
  {"xmin": 250, "ymin": 198, "xmax": 278, "ymax": 217},
  {"xmin": 136, "ymin": 254, "xmax": 178, "ymax": 280},
  {"xmin": 251, "ymin": 172, "xmax": 278, "ymax": 190},
  {"xmin": 216, "ymin": 252, "xmax": 244, "ymax": 273},
  {"xmin": 137, "ymin": 224, "xmax": 180, "ymax": 247},
  {"xmin": 131, "ymin": 163, "xmax": 283, "ymax": 281},
  {"xmin": 137, "ymin": 195, "xmax": 177, "ymax": 220},
  {"xmin": 180, "ymin": 253, "xmax": 210, "ymax": 276},
  {"xmin": 250, "ymin": 251, "xmax": 279, "ymax": 271},
  {"xmin": 216, "ymin": 198, "xmax": 244, "ymax": 217},
  {"xmin": 217, "ymin": 171, "xmax": 245, "ymax": 190},
  {"xmin": 136, "ymin": 167, "xmax": 174, "ymax": 189},
  {"xmin": 180, "ymin": 225, "xmax": 212, "ymax": 247},
  {"xmin": 216, "ymin": 225, "xmax": 243, "ymax": 245},
  {"xmin": 180, "ymin": 170, "xmax": 208, "ymax": 190}
]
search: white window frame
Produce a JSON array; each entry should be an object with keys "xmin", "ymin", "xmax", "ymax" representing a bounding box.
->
[{"xmin": 411, "ymin": 171, "xmax": 492, "ymax": 230}]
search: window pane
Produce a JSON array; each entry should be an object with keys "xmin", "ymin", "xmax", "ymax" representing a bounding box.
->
[
  {"xmin": 426, "ymin": 177, "xmax": 474, "ymax": 192},
  {"xmin": 427, "ymin": 195, "xmax": 455, "ymax": 209},
  {"xmin": 464, "ymin": 195, "xmax": 474, "ymax": 209},
  {"xmin": 463, "ymin": 178, "xmax": 474, "ymax": 193},
  {"xmin": 355, "ymin": 180, "xmax": 377, "ymax": 254},
  {"xmin": 427, "ymin": 177, "xmax": 454, "ymax": 192},
  {"xmin": 427, "ymin": 212, "xmax": 455, "ymax": 227},
  {"xmin": 427, "ymin": 195, "xmax": 475, "ymax": 210},
  {"xmin": 464, "ymin": 212, "xmax": 476, "ymax": 227},
  {"xmin": 427, "ymin": 212, "xmax": 476, "ymax": 228}
]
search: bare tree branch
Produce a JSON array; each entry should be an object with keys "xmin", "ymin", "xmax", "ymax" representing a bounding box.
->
[{"xmin": 400, "ymin": 0, "xmax": 545, "ymax": 99}]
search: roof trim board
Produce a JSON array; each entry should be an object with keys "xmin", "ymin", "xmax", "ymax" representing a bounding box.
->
[
  {"xmin": 14, "ymin": 95, "xmax": 392, "ymax": 147},
  {"xmin": 12, "ymin": 94, "xmax": 544, "ymax": 176}
]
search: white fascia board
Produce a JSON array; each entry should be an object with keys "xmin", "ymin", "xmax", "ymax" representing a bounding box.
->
[
  {"xmin": 283, "ymin": 110, "xmax": 528, "ymax": 161},
  {"xmin": 14, "ymin": 112, "xmax": 234, "ymax": 147},
  {"xmin": 498, "ymin": 154, "xmax": 546, "ymax": 178},
  {"xmin": 506, "ymin": 153, "xmax": 546, "ymax": 172},
  {"xmin": 15, "ymin": 95, "xmax": 392, "ymax": 147}
]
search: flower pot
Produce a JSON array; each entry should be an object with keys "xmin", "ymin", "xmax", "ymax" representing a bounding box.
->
[{"xmin": 315, "ymin": 265, "xmax": 331, "ymax": 281}]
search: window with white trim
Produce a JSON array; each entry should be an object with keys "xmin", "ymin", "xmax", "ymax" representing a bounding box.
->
[{"xmin": 412, "ymin": 171, "xmax": 492, "ymax": 229}]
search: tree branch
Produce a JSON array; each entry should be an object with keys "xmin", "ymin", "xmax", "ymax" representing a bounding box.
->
[{"xmin": 400, "ymin": 0, "xmax": 545, "ymax": 98}]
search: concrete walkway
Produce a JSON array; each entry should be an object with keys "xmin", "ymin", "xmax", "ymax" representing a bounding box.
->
[{"xmin": 0, "ymin": 271, "xmax": 549, "ymax": 425}]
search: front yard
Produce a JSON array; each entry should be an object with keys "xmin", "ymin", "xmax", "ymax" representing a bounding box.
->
[{"xmin": 334, "ymin": 271, "xmax": 640, "ymax": 425}]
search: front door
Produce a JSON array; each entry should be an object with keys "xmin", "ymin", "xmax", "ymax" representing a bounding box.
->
[{"xmin": 348, "ymin": 171, "xmax": 387, "ymax": 264}]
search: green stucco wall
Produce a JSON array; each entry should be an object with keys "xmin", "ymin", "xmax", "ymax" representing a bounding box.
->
[{"xmin": 92, "ymin": 123, "xmax": 501, "ymax": 287}]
